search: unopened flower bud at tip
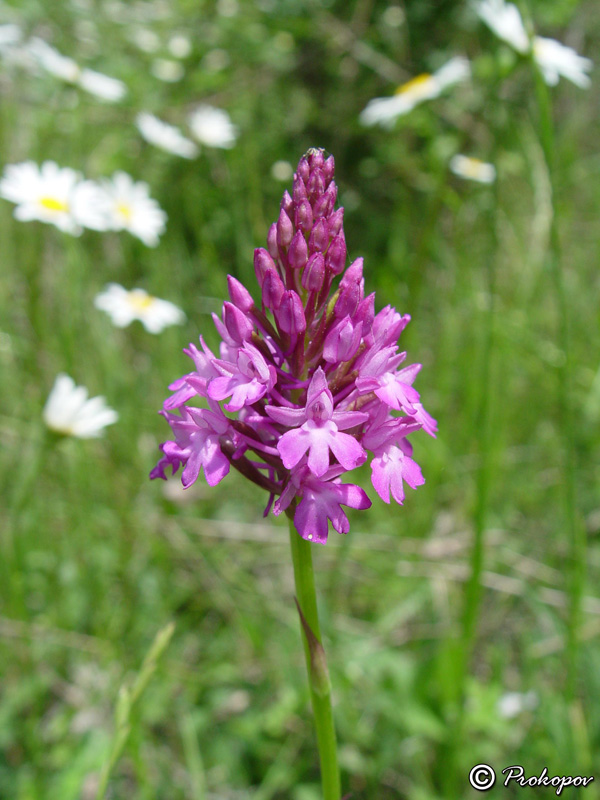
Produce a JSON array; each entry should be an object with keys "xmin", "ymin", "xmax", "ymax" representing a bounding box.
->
[
  {"xmin": 296, "ymin": 158, "xmax": 310, "ymax": 182},
  {"xmin": 329, "ymin": 207, "xmax": 344, "ymax": 237},
  {"xmin": 280, "ymin": 190, "xmax": 293, "ymax": 216},
  {"xmin": 276, "ymin": 208, "xmax": 294, "ymax": 248},
  {"xmin": 325, "ymin": 233, "xmax": 347, "ymax": 275},
  {"xmin": 262, "ymin": 268, "xmax": 285, "ymax": 311},
  {"xmin": 295, "ymin": 198, "xmax": 314, "ymax": 233},
  {"xmin": 323, "ymin": 154, "xmax": 335, "ymax": 184},
  {"xmin": 223, "ymin": 301, "xmax": 254, "ymax": 342},
  {"xmin": 288, "ymin": 229, "xmax": 308, "ymax": 270},
  {"xmin": 254, "ymin": 247, "xmax": 276, "ymax": 286},
  {"xmin": 309, "ymin": 217, "xmax": 329, "ymax": 253},
  {"xmin": 275, "ymin": 290, "xmax": 306, "ymax": 336},
  {"xmin": 227, "ymin": 275, "xmax": 254, "ymax": 312},
  {"xmin": 267, "ymin": 223, "xmax": 279, "ymax": 260},
  {"xmin": 307, "ymin": 168, "xmax": 325, "ymax": 201},
  {"xmin": 302, "ymin": 252, "xmax": 325, "ymax": 291}
]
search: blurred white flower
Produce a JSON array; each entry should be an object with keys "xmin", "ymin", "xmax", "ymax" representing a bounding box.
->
[
  {"xmin": 0, "ymin": 161, "xmax": 107, "ymax": 235},
  {"xmin": 0, "ymin": 24, "xmax": 32, "ymax": 69},
  {"xmin": 450, "ymin": 154, "xmax": 496, "ymax": 184},
  {"xmin": 136, "ymin": 112, "xmax": 198, "ymax": 159},
  {"xmin": 359, "ymin": 56, "xmax": 470, "ymax": 127},
  {"xmin": 151, "ymin": 58, "xmax": 184, "ymax": 83},
  {"xmin": 43, "ymin": 374, "xmax": 118, "ymax": 438},
  {"xmin": 78, "ymin": 68, "xmax": 127, "ymax": 101},
  {"xmin": 168, "ymin": 34, "xmax": 192, "ymax": 59},
  {"xmin": 95, "ymin": 283, "xmax": 185, "ymax": 333},
  {"xmin": 474, "ymin": 1, "xmax": 592, "ymax": 88},
  {"xmin": 497, "ymin": 691, "xmax": 538, "ymax": 719},
  {"xmin": 129, "ymin": 27, "xmax": 161, "ymax": 53},
  {"xmin": 0, "ymin": 23, "xmax": 22, "ymax": 52},
  {"xmin": 97, "ymin": 171, "xmax": 167, "ymax": 247},
  {"xmin": 28, "ymin": 37, "xmax": 80, "ymax": 81},
  {"xmin": 27, "ymin": 37, "xmax": 126, "ymax": 101},
  {"xmin": 533, "ymin": 36, "xmax": 593, "ymax": 88},
  {"xmin": 271, "ymin": 160, "xmax": 294, "ymax": 181},
  {"xmin": 474, "ymin": 0, "xmax": 529, "ymax": 54},
  {"xmin": 188, "ymin": 104, "xmax": 238, "ymax": 149}
]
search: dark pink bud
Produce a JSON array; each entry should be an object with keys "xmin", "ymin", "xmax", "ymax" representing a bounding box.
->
[
  {"xmin": 295, "ymin": 199, "xmax": 313, "ymax": 233},
  {"xmin": 296, "ymin": 158, "xmax": 310, "ymax": 183},
  {"xmin": 280, "ymin": 190, "xmax": 293, "ymax": 216},
  {"xmin": 325, "ymin": 234, "xmax": 346, "ymax": 275},
  {"xmin": 323, "ymin": 317, "xmax": 362, "ymax": 363},
  {"xmin": 254, "ymin": 247, "xmax": 276, "ymax": 286},
  {"xmin": 288, "ymin": 230, "xmax": 308, "ymax": 270},
  {"xmin": 302, "ymin": 252, "xmax": 325, "ymax": 291},
  {"xmin": 339, "ymin": 257, "xmax": 363, "ymax": 291},
  {"xmin": 308, "ymin": 148, "xmax": 324, "ymax": 170},
  {"xmin": 276, "ymin": 209, "xmax": 294, "ymax": 248},
  {"xmin": 355, "ymin": 292, "xmax": 375, "ymax": 329},
  {"xmin": 313, "ymin": 181, "xmax": 337, "ymax": 218},
  {"xmin": 309, "ymin": 218, "xmax": 329, "ymax": 252},
  {"xmin": 262, "ymin": 268, "xmax": 285, "ymax": 311},
  {"xmin": 335, "ymin": 258, "xmax": 364, "ymax": 318},
  {"xmin": 323, "ymin": 155, "xmax": 335, "ymax": 184},
  {"xmin": 293, "ymin": 175, "xmax": 308, "ymax": 204},
  {"xmin": 276, "ymin": 290, "xmax": 306, "ymax": 336},
  {"xmin": 227, "ymin": 275, "xmax": 254, "ymax": 312},
  {"xmin": 329, "ymin": 207, "xmax": 344, "ymax": 237},
  {"xmin": 223, "ymin": 301, "xmax": 253, "ymax": 343},
  {"xmin": 267, "ymin": 223, "xmax": 278, "ymax": 260},
  {"xmin": 307, "ymin": 168, "xmax": 325, "ymax": 201}
]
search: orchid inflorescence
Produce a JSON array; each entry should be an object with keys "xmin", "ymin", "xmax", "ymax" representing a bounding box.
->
[{"xmin": 151, "ymin": 148, "xmax": 437, "ymax": 543}]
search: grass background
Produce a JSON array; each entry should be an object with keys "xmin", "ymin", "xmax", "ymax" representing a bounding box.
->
[{"xmin": 1, "ymin": 0, "xmax": 600, "ymax": 797}]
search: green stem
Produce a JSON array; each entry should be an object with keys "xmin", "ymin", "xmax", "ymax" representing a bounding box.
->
[
  {"xmin": 288, "ymin": 519, "xmax": 341, "ymax": 800},
  {"xmin": 533, "ymin": 64, "xmax": 583, "ymax": 700}
]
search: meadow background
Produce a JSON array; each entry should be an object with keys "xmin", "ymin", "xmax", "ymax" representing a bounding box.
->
[{"xmin": 1, "ymin": 0, "xmax": 600, "ymax": 797}]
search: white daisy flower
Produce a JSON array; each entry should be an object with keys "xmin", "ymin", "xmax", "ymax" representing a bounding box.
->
[
  {"xmin": 188, "ymin": 104, "xmax": 238, "ymax": 149},
  {"xmin": 474, "ymin": 0, "xmax": 530, "ymax": 54},
  {"xmin": 27, "ymin": 37, "xmax": 127, "ymax": 101},
  {"xmin": 78, "ymin": 68, "xmax": 127, "ymax": 101},
  {"xmin": 129, "ymin": 27, "xmax": 161, "ymax": 53},
  {"xmin": 94, "ymin": 283, "xmax": 186, "ymax": 333},
  {"xmin": 168, "ymin": 34, "xmax": 192, "ymax": 59},
  {"xmin": 533, "ymin": 36, "xmax": 593, "ymax": 88},
  {"xmin": 449, "ymin": 154, "xmax": 496, "ymax": 184},
  {"xmin": 271, "ymin": 160, "xmax": 294, "ymax": 181},
  {"xmin": 359, "ymin": 56, "xmax": 470, "ymax": 127},
  {"xmin": 474, "ymin": 1, "xmax": 592, "ymax": 88},
  {"xmin": 97, "ymin": 171, "xmax": 167, "ymax": 247},
  {"xmin": 497, "ymin": 691, "xmax": 538, "ymax": 719},
  {"xmin": 28, "ymin": 37, "xmax": 79, "ymax": 81},
  {"xmin": 43, "ymin": 374, "xmax": 118, "ymax": 438},
  {"xmin": 151, "ymin": 58, "xmax": 184, "ymax": 83},
  {"xmin": 136, "ymin": 112, "xmax": 198, "ymax": 159},
  {"xmin": 0, "ymin": 161, "xmax": 107, "ymax": 235},
  {"xmin": 0, "ymin": 23, "xmax": 22, "ymax": 52}
]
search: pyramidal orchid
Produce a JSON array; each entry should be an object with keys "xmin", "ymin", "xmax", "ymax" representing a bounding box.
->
[
  {"xmin": 150, "ymin": 148, "xmax": 436, "ymax": 798},
  {"xmin": 151, "ymin": 148, "xmax": 436, "ymax": 542}
]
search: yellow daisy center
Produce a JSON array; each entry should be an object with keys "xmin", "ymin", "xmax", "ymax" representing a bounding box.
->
[
  {"xmin": 463, "ymin": 158, "xmax": 484, "ymax": 176},
  {"xmin": 128, "ymin": 291, "xmax": 155, "ymax": 312},
  {"xmin": 39, "ymin": 196, "xmax": 68, "ymax": 212},
  {"xmin": 395, "ymin": 73, "xmax": 432, "ymax": 95},
  {"xmin": 117, "ymin": 203, "xmax": 133, "ymax": 222}
]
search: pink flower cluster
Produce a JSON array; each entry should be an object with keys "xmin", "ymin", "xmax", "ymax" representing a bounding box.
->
[{"xmin": 151, "ymin": 148, "xmax": 436, "ymax": 543}]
